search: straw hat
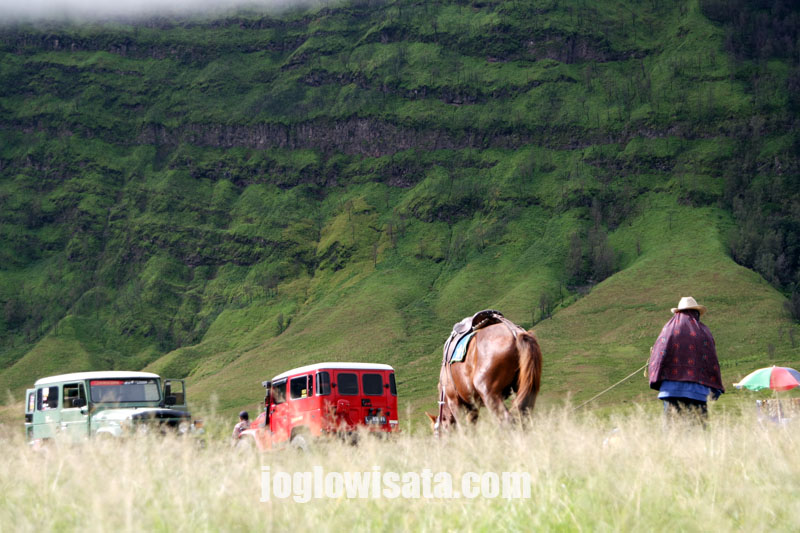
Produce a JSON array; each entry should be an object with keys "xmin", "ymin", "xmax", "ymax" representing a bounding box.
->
[{"xmin": 671, "ymin": 296, "xmax": 707, "ymax": 316}]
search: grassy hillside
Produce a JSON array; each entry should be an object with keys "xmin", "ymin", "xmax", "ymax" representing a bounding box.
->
[{"xmin": 1, "ymin": 0, "xmax": 799, "ymax": 422}]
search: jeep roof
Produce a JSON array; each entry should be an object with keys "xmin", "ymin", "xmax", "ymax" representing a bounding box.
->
[
  {"xmin": 270, "ymin": 362, "xmax": 394, "ymax": 382},
  {"xmin": 34, "ymin": 371, "xmax": 161, "ymax": 387}
]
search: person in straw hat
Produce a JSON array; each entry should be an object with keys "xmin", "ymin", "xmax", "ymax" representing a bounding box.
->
[{"xmin": 648, "ymin": 296, "xmax": 724, "ymax": 423}]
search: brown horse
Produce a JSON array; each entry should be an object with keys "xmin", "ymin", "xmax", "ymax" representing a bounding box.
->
[{"xmin": 426, "ymin": 320, "xmax": 542, "ymax": 433}]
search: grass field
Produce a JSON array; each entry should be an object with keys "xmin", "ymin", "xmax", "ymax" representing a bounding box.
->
[{"xmin": 3, "ymin": 401, "xmax": 800, "ymax": 531}]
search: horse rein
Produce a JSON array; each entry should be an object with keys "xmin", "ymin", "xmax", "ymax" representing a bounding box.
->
[{"xmin": 436, "ymin": 340, "xmax": 449, "ymax": 438}]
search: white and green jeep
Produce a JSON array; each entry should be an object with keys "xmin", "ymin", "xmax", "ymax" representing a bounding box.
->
[{"xmin": 24, "ymin": 371, "xmax": 198, "ymax": 444}]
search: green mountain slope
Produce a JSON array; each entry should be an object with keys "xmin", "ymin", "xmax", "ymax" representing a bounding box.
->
[{"xmin": 1, "ymin": 0, "xmax": 798, "ymax": 420}]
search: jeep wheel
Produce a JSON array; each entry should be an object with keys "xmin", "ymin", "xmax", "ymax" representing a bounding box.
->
[
  {"xmin": 234, "ymin": 435, "xmax": 255, "ymax": 451},
  {"xmin": 290, "ymin": 432, "xmax": 310, "ymax": 452}
]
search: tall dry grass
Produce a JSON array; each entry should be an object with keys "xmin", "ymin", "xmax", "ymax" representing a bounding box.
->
[{"xmin": 2, "ymin": 404, "xmax": 799, "ymax": 532}]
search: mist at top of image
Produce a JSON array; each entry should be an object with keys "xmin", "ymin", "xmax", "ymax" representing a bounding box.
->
[{"xmin": 0, "ymin": 0, "xmax": 332, "ymax": 23}]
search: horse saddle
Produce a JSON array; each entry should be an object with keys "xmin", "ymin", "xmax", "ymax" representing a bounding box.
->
[{"xmin": 443, "ymin": 309, "xmax": 504, "ymax": 364}]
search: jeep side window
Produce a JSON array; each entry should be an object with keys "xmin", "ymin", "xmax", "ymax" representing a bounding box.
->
[
  {"xmin": 36, "ymin": 386, "xmax": 59, "ymax": 410},
  {"xmin": 263, "ymin": 382, "xmax": 271, "ymax": 406},
  {"xmin": 337, "ymin": 373, "xmax": 358, "ymax": 395},
  {"xmin": 272, "ymin": 380, "xmax": 287, "ymax": 405},
  {"xmin": 317, "ymin": 372, "xmax": 331, "ymax": 396},
  {"xmin": 389, "ymin": 373, "xmax": 397, "ymax": 396},
  {"xmin": 290, "ymin": 376, "xmax": 310, "ymax": 400},
  {"xmin": 63, "ymin": 383, "xmax": 86, "ymax": 408},
  {"xmin": 362, "ymin": 373, "xmax": 383, "ymax": 395}
]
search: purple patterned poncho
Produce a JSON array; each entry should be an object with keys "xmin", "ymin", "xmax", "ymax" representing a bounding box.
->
[{"xmin": 648, "ymin": 311, "xmax": 724, "ymax": 393}]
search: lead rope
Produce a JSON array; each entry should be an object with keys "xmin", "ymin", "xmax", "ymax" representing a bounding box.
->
[{"xmin": 573, "ymin": 362, "xmax": 649, "ymax": 412}]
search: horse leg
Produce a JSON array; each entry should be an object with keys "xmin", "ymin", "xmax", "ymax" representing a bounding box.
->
[
  {"xmin": 464, "ymin": 404, "xmax": 480, "ymax": 425},
  {"xmin": 474, "ymin": 381, "xmax": 513, "ymax": 425},
  {"xmin": 513, "ymin": 385, "xmax": 536, "ymax": 422},
  {"xmin": 446, "ymin": 395, "xmax": 476, "ymax": 429},
  {"xmin": 445, "ymin": 363, "xmax": 483, "ymax": 429},
  {"xmin": 471, "ymin": 352, "xmax": 515, "ymax": 425}
]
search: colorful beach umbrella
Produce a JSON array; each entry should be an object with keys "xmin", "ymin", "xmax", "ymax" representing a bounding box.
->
[{"xmin": 734, "ymin": 366, "xmax": 800, "ymax": 392}]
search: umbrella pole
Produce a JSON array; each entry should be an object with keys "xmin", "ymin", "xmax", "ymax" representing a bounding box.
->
[{"xmin": 775, "ymin": 390, "xmax": 784, "ymax": 422}]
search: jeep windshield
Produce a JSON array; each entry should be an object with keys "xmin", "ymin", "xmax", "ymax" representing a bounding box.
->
[{"xmin": 90, "ymin": 379, "xmax": 161, "ymax": 403}]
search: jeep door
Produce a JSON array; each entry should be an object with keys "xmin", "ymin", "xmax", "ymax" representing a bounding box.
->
[
  {"xmin": 60, "ymin": 382, "xmax": 89, "ymax": 441},
  {"xmin": 163, "ymin": 379, "xmax": 187, "ymax": 410},
  {"xmin": 331, "ymin": 371, "xmax": 361, "ymax": 429},
  {"xmin": 269, "ymin": 379, "xmax": 290, "ymax": 443},
  {"xmin": 287, "ymin": 374, "xmax": 317, "ymax": 435},
  {"xmin": 315, "ymin": 371, "xmax": 334, "ymax": 429},
  {"xmin": 32, "ymin": 385, "xmax": 60, "ymax": 440},
  {"xmin": 24, "ymin": 389, "xmax": 35, "ymax": 441},
  {"xmin": 359, "ymin": 371, "xmax": 393, "ymax": 430}
]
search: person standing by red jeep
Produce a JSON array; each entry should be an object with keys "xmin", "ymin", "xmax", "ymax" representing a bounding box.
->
[{"xmin": 231, "ymin": 411, "xmax": 249, "ymax": 444}]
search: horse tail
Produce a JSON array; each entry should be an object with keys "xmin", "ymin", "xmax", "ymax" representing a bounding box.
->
[{"xmin": 512, "ymin": 329, "xmax": 542, "ymax": 414}]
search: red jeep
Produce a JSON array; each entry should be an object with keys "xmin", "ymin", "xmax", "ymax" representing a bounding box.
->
[{"xmin": 240, "ymin": 362, "xmax": 398, "ymax": 450}]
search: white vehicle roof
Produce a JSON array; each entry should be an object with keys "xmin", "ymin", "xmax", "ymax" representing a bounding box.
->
[
  {"xmin": 34, "ymin": 371, "xmax": 161, "ymax": 387},
  {"xmin": 271, "ymin": 362, "xmax": 394, "ymax": 382}
]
